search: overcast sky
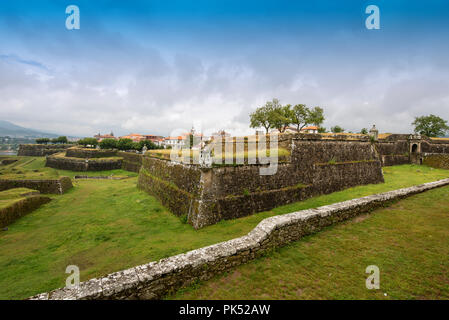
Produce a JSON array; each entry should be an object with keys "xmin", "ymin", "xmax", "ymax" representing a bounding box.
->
[{"xmin": 0, "ymin": 0, "xmax": 448, "ymax": 137}]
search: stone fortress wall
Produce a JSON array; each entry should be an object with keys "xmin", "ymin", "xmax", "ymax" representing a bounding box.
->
[
  {"xmin": 138, "ymin": 134, "xmax": 385, "ymax": 228},
  {"xmin": 44, "ymin": 147, "xmax": 123, "ymax": 172},
  {"xmin": 0, "ymin": 191, "xmax": 52, "ymax": 228},
  {"xmin": 0, "ymin": 177, "xmax": 73, "ymax": 194},
  {"xmin": 17, "ymin": 144, "xmax": 73, "ymax": 156},
  {"xmin": 137, "ymin": 132, "xmax": 449, "ymax": 229}
]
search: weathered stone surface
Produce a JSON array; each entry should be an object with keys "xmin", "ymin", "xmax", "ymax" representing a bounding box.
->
[
  {"xmin": 17, "ymin": 144, "xmax": 72, "ymax": 156},
  {"xmin": 0, "ymin": 193, "xmax": 51, "ymax": 228},
  {"xmin": 422, "ymin": 153, "xmax": 449, "ymax": 170},
  {"xmin": 138, "ymin": 136, "xmax": 386, "ymax": 228},
  {"xmin": 29, "ymin": 177, "xmax": 449, "ymax": 300},
  {"xmin": 66, "ymin": 148, "xmax": 118, "ymax": 159},
  {"xmin": 46, "ymin": 156, "xmax": 123, "ymax": 171},
  {"xmin": 0, "ymin": 177, "xmax": 73, "ymax": 194},
  {"xmin": 118, "ymin": 152, "xmax": 143, "ymax": 173}
]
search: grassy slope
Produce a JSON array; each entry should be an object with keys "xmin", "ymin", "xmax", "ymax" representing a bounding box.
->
[
  {"xmin": 0, "ymin": 159, "xmax": 448, "ymax": 299},
  {"xmin": 0, "ymin": 188, "xmax": 38, "ymax": 209},
  {"xmin": 171, "ymin": 185, "xmax": 449, "ymax": 300}
]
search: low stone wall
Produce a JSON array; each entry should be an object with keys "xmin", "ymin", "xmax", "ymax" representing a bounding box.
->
[
  {"xmin": 1, "ymin": 159, "xmax": 18, "ymax": 165},
  {"xmin": 0, "ymin": 177, "xmax": 73, "ymax": 194},
  {"xmin": 119, "ymin": 152, "xmax": 143, "ymax": 173},
  {"xmin": 74, "ymin": 176, "xmax": 128, "ymax": 180},
  {"xmin": 66, "ymin": 148, "xmax": 118, "ymax": 159},
  {"xmin": 380, "ymin": 154, "xmax": 410, "ymax": 167},
  {"xmin": 17, "ymin": 144, "xmax": 73, "ymax": 156},
  {"xmin": 46, "ymin": 156, "xmax": 122, "ymax": 172},
  {"xmin": 422, "ymin": 153, "xmax": 449, "ymax": 170},
  {"xmin": 30, "ymin": 178, "xmax": 449, "ymax": 300},
  {"xmin": 0, "ymin": 194, "xmax": 51, "ymax": 228}
]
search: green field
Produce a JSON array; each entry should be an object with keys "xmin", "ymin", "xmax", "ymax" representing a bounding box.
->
[
  {"xmin": 171, "ymin": 185, "xmax": 449, "ymax": 300},
  {"xmin": 0, "ymin": 156, "xmax": 448, "ymax": 299}
]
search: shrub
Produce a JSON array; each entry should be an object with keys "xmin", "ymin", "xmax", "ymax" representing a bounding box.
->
[
  {"xmin": 133, "ymin": 142, "xmax": 143, "ymax": 151},
  {"xmin": 140, "ymin": 140, "xmax": 160, "ymax": 150},
  {"xmin": 331, "ymin": 126, "xmax": 344, "ymax": 133},
  {"xmin": 328, "ymin": 157, "xmax": 337, "ymax": 164},
  {"xmin": 116, "ymin": 138, "xmax": 135, "ymax": 151},
  {"xmin": 35, "ymin": 138, "xmax": 50, "ymax": 144},
  {"xmin": 78, "ymin": 137, "xmax": 98, "ymax": 148},
  {"xmin": 50, "ymin": 136, "xmax": 68, "ymax": 144},
  {"xmin": 99, "ymin": 138, "xmax": 117, "ymax": 149}
]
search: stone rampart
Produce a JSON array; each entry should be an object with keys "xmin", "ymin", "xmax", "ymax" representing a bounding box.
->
[
  {"xmin": 0, "ymin": 177, "xmax": 73, "ymax": 194},
  {"xmin": 0, "ymin": 194, "xmax": 51, "ymax": 228},
  {"xmin": 17, "ymin": 144, "xmax": 73, "ymax": 156},
  {"xmin": 138, "ymin": 136, "xmax": 385, "ymax": 228},
  {"xmin": 45, "ymin": 156, "xmax": 122, "ymax": 172}
]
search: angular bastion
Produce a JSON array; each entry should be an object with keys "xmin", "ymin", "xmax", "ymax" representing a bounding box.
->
[{"xmin": 138, "ymin": 134, "xmax": 385, "ymax": 228}]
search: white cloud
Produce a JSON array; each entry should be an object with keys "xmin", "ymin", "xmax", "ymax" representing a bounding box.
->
[{"xmin": 1, "ymin": 28, "xmax": 449, "ymax": 138}]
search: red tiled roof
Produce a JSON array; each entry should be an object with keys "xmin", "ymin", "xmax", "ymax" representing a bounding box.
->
[{"xmin": 302, "ymin": 126, "xmax": 319, "ymax": 130}]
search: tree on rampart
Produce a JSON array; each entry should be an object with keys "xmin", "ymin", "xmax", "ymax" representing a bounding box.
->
[
  {"xmin": 250, "ymin": 99, "xmax": 325, "ymax": 133},
  {"xmin": 331, "ymin": 125, "xmax": 345, "ymax": 133},
  {"xmin": 412, "ymin": 114, "xmax": 449, "ymax": 137}
]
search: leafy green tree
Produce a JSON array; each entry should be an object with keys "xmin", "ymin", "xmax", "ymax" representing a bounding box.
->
[
  {"xmin": 132, "ymin": 142, "xmax": 143, "ymax": 151},
  {"xmin": 251, "ymin": 99, "xmax": 325, "ymax": 134},
  {"xmin": 116, "ymin": 138, "xmax": 134, "ymax": 151},
  {"xmin": 35, "ymin": 138, "xmax": 50, "ymax": 144},
  {"xmin": 290, "ymin": 104, "xmax": 308, "ymax": 131},
  {"xmin": 270, "ymin": 104, "xmax": 292, "ymax": 133},
  {"xmin": 360, "ymin": 128, "xmax": 368, "ymax": 134},
  {"xmin": 249, "ymin": 99, "xmax": 278, "ymax": 134},
  {"xmin": 307, "ymin": 107, "xmax": 325, "ymax": 126},
  {"xmin": 290, "ymin": 105, "xmax": 324, "ymax": 131},
  {"xmin": 99, "ymin": 138, "xmax": 117, "ymax": 149},
  {"xmin": 331, "ymin": 125, "xmax": 345, "ymax": 133},
  {"xmin": 78, "ymin": 137, "xmax": 98, "ymax": 148},
  {"xmin": 318, "ymin": 126, "xmax": 327, "ymax": 133},
  {"xmin": 412, "ymin": 114, "xmax": 449, "ymax": 137},
  {"xmin": 141, "ymin": 140, "xmax": 159, "ymax": 150},
  {"xmin": 52, "ymin": 136, "xmax": 68, "ymax": 144}
]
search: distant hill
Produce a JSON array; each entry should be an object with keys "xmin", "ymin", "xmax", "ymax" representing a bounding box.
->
[{"xmin": 0, "ymin": 120, "xmax": 59, "ymax": 138}]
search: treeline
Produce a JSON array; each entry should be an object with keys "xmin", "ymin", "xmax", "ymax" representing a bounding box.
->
[
  {"xmin": 77, "ymin": 138, "xmax": 163, "ymax": 151},
  {"xmin": 35, "ymin": 136, "xmax": 70, "ymax": 144}
]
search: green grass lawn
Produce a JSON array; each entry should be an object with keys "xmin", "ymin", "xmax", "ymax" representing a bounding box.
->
[
  {"xmin": 170, "ymin": 185, "xmax": 449, "ymax": 300},
  {"xmin": 0, "ymin": 158, "xmax": 448, "ymax": 299}
]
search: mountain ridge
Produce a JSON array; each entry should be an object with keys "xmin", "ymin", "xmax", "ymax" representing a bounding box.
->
[{"xmin": 0, "ymin": 120, "xmax": 59, "ymax": 138}]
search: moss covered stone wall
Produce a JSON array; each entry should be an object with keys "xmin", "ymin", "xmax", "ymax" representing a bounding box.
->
[
  {"xmin": 0, "ymin": 194, "xmax": 51, "ymax": 228},
  {"xmin": 45, "ymin": 156, "xmax": 122, "ymax": 171},
  {"xmin": 138, "ymin": 137, "xmax": 385, "ymax": 228},
  {"xmin": 118, "ymin": 152, "xmax": 143, "ymax": 173},
  {"xmin": 66, "ymin": 148, "xmax": 118, "ymax": 158},
  {"xmin": 422, "ymin": 154, "xmax": 449, "ymax": 170},
  {"xmin": 0, "ymin": 177, "xmax": 72, "ymax": 194},
  {"xmin": 17, "ymin": 144, "xmax": 73, "ymax": 156}
]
